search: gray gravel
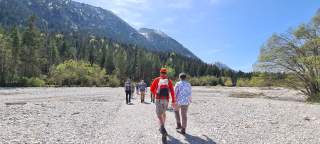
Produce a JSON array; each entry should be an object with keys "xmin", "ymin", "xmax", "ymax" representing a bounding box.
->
[{"xmin": 0, "ymin": 87, "xmax": 320, "ymax": 144}]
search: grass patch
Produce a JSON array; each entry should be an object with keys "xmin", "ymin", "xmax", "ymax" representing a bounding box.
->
[{"xmin": 229, "ymin": 92, "xmax": 264, "ymax": 98}]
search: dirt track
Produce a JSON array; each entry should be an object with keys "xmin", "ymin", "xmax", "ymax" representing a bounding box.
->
[{"xmin": 0, "ymin": 87, "xmax": 320, "ymax": 144}]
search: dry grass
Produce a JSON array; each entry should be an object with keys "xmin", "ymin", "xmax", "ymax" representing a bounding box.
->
[{"xmin": 229, "ymin": 92, "xmax": 264, "ymax": 98}]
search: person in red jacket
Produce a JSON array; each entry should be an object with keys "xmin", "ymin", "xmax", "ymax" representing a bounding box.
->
[{"xmin": 150, "ymin": 68, "xmax": 176, "ymax": 136}]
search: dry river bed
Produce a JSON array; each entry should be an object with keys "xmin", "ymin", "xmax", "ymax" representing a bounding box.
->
[{"xmin": 0, "ymin": 87, "xmax": 319, "ymax": 144}]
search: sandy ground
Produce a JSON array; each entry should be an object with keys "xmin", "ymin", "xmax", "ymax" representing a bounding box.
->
[{"xmin": 0, "ymin": 87, "xmax": 320, "ymax": 144}]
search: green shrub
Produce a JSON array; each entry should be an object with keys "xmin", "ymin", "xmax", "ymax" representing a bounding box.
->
[
  {"xmin": 237, "ymin": 78, "xmax": 251, "ymax": 87},
  {"xmin": 236, "ymin": 73, "xmax": 291, "ymax": 87},
  {"xmin": 19, "ymin": 77, "xmax": 46, "ymax": 87},
  {"xmin": 189, "ymin": 76, "xmax": 219, "ymax": 86},
  {"xmin": 49, "ymin": 60, "xmax": 107, "ymax": 86},
  {"xmin": 106, "ymin": 75, "xmax": 121, "ymax": 87},
  {"xmin": 224, "ymin": 78, "xmax": 233, "ymax": 87},
  {"xmin": 307, "ymin": 93, "xmax": 320, "ymax": 102}
]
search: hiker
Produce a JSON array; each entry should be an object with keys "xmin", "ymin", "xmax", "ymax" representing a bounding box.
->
[
  {"xmin": 174, "ymin": 73, "xmax": 192, "ymax": 134},
  {"xmin": 150, "ymin": 92, "xmax": 155, "ymax": 103},
  {"xmin": 136, "ymin": 82, "xmax": 140, "ymax": 97},
  {"xmin": 139, "ymin": 80, "xmax": 147, "ymax": 103},
  {"xmin": 124, "ymin": 79, "xmax": 133, "ymax": 104},
  {"xmin": 150, "ymin": 68, "xmax": 176, "ymax": 136}
]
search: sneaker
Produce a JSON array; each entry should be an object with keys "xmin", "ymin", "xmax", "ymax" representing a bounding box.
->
[
  {"xmin": 159, "ymin": 127, "xmax": 168, "ymax": 135},
  {"xmin": 178, "ymin": 128, "xmax": 186, "ymax": 135}
]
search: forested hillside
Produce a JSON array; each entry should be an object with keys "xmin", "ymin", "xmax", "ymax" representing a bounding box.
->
[
  {"xmin": 0, "ymin": 0, "xmax": 198, "ymax": 59},
  {"xmin": 0, "ymin": 16, "xmax": 228, "ymax": 86}
]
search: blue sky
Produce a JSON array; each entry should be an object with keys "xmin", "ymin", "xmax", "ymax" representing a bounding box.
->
[{"xmin": 74, "ymin": 0, "xmax": 320, "ymax": 72}]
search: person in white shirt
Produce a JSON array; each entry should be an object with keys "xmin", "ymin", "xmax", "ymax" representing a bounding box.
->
[{"xmin": 174, "ymin": 73, "xmax": 192, "ymax": 134}]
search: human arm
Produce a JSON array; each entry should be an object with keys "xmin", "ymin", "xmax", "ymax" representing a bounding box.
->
[
  {"xmin": 150, "ymin": 78, "xmax": 158, "ymax": 95},
  {"xmin": 168, "ymin": 80, "xmax": 176, "ymax": 103},
  {"xmin": 174, "ymin": 82, "xmax": 180, "ymax": 98},
  {"xmin": 188, "ymin": 83, "xmax": 192, "ymax": 103}
]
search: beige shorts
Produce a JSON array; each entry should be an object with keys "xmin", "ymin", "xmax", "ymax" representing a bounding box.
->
[{"xmin": 155, "ymin": 99, "xmax": 168, "ymax": 116}]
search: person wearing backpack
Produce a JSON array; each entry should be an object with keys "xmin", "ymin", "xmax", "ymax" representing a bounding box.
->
[
  {"xmin": 174, "ymin": 73, "xmax": 192, "ymax": 135},
  {"xmin": 124, "ymin": 79, "xmax": 133, "ymax": 104},
  {"xmin": 150, "ymin": 68, "xmax": 176, "ymax": 136},
  {"xmin": 139, "ymin": 80, "xmax": 147, "ymax": 103}
]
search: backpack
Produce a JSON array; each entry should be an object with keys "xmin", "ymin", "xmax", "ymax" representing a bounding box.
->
[
  {"xmin": 157, "ymin": 78, "xmax": 169, "ymax": 97},
  {"xmin": 139, "ymin": 82, "xmax": 147, "ymax": 91},
  {"xmin": 125, "ymin": 82, "xmax": 131, "ymax": 91}
]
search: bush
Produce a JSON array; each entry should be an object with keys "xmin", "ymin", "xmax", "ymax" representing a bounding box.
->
[
  {"xmin": 307, "ymin": 93, "xmax": 320, "ymax": 102},
  {"xmin": 189, "ymin": 76, "xmax": 219, "ymax": 86},
  {"xmin": 49, "ymin": 60, "xmax": 107, "ymax": 86},
  {"xmin": 236, "ymin": 78, "xmax": 251, "ymax": 87},
  {"xmin": 19, "ymin": 77, "xmax": 46, "ymax": 87},
  {"xmin": 236, "ymin": 73, "xmax": 291, "ymax": 87},
  {"xmin": 106, "ymin": 75, "xmax": 121, "ymax": 87},
  {"xmin": 224, "ymin": 78, "xmax": 233, "ymax": 87}
]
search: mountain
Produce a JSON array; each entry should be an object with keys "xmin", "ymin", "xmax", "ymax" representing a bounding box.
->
[
  {"xmin": 0, "ymin": 0, "xmax": 198, "ymax": 59},
  {"xmin": 214, "ymin": 62, "xmax": 232, "ymax": 71},
  {"xmin": 139, "ymin": 28, "xmax": 197, "ymax": 59}
]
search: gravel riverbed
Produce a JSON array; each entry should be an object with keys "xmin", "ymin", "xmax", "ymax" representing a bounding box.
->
[{"xmin": 0, "ymin": 87, "xmax": 319, "ymax": 144}]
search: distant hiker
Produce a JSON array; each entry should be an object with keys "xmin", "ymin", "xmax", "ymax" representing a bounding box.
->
[
  {"xmin": 139, "ymin": 80, "xmax": 147, "ymax": 103},
  {"xmin": 150, "ymin": 92, "xmax": 155, "ymax": 103},
  {"xmin": 124, "ymin": 79, "xmax": 133, "ymax": 104},
  {"xmin": 136, "ymin": 82, "xmax": 140, "ymax": 97},
  {"xmin": 150, "ymin": 68, "xmax": 176, "ymax": 136},
  {"xmin": 174, "ymin": 73, "xmax": 192, "ymax": 134}
]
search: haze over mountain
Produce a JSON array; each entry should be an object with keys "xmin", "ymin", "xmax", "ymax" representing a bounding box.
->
[
  {"xmin": 139, "ymin": 28, "xmax": 197, "ymax": 58},
  {"xmin": 0, "ymin": 0, "xmax": 198, "ymax": 59}
]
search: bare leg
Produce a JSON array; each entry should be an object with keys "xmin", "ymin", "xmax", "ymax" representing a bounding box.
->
[{"xmin": 158, "ymin": 113, "xmax": 165, "ymax": 126}]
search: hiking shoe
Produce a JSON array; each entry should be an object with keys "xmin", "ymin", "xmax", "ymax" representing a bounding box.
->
[
  {"xmin": 178, "ymin": 128, "xmax": 186, "ymax": 135},
  {"xmin": 159, "ymin": 127, "xmax": 168, "ymax": 135}
]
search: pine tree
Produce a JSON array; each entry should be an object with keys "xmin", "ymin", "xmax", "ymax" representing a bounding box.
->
[
  {"xmin": 21, "ymin": 15, "xmax": 41, "ymax": 77},
  {"xmin": 113, "ymin": 48, "xmax": 128, "ymax": 81},
  {"xmin": 0, "ymin": 28, "xmax": 13, "ymax": 85},
  {"xmin": 9, "ymin": 26, "xmax": 21, "ymax": 79}
]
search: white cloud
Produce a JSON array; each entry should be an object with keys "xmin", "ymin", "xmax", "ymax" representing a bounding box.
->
[
  {"xmin": 74, "ymin": 0, "xmax": 220, "ymax": 29},
  {"xmin": 75, "ymin": 0, "xmax": 151, "ymax": 28}
]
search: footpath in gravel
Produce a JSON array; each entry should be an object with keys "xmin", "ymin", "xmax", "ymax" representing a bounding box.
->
[
  {"xmin": 1, "ymin": 87, "xmax": 320, "ymax": 144},
  {"xmin": 0, "ymin": 87, "xmax": 215, "ymax": 144}
]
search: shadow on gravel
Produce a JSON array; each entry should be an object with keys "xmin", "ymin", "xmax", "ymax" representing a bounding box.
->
[
  {"xmin": 166, "ymin": 107, "xmax": 174, "ymax": 112},
  {"xmin": 5, "ymin": 102, "xmax": 27, "ymax": 106},
  {"xmin": 167, "ymin": 134, "xmax": 216, "ymax": 144}
]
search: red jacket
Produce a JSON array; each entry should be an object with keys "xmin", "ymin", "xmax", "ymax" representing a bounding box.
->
[{"xmin": 150, "ymin": 76, "xmax": 175, "ymax": 103}]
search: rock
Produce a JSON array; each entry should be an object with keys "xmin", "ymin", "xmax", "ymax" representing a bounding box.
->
[
  {"xmin": 270, "ymin": 121, "xmax": 279, "ymax": 125},
  {"xmin": 304, "ymin": 116, "xmax": 316, "ymax": 121},
  {"xmin": 71, "ymin": 112, "xmax": 80, "ymax": 115}
]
